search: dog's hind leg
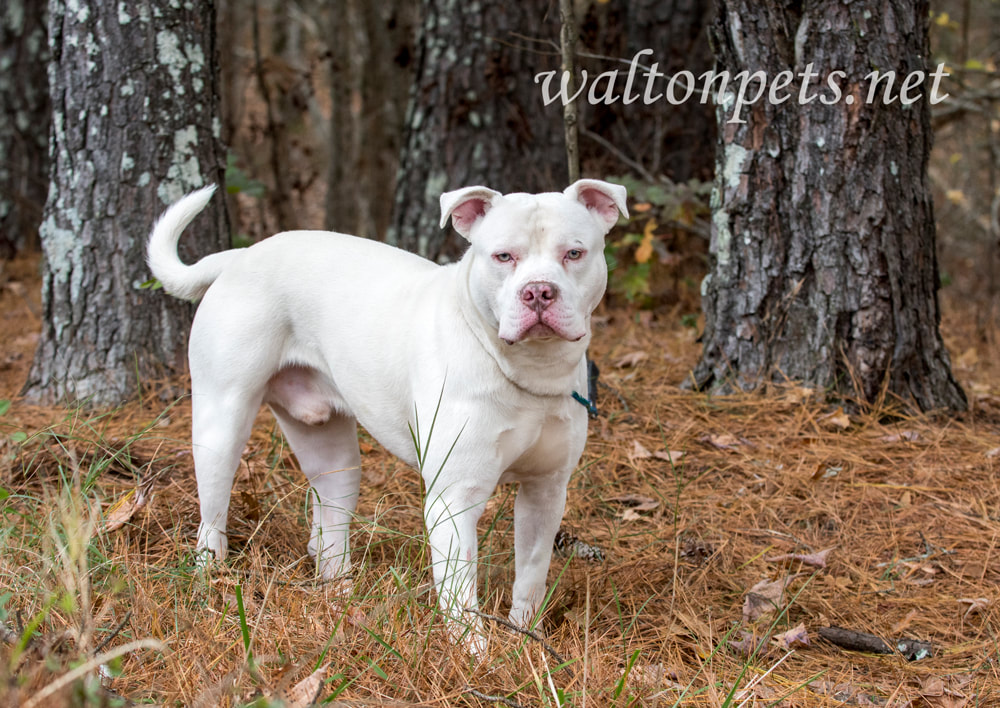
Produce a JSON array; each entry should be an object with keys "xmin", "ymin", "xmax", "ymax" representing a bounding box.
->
[
  {"xmin": 191, "ymin": 390, "xmax": 262, "ymax": 564},
  {"xmin": 270, "ymin": 406, "xmax": 362, "ymax": 582}
]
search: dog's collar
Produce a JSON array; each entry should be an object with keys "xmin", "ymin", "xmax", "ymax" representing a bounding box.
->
[{"xmin": 571, "ymin": 390, "xmax": 598, "ymax": 416}]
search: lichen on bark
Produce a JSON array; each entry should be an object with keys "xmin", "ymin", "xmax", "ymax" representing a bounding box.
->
[
  {"xmin": 691, "ymin": 0, "xmax": 966, "ymax": 412},
  {"xmin": 24, "ymin": 0, "xmax": 229, "ymax": 406}
]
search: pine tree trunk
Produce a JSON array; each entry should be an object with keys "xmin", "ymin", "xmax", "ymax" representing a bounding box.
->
[
  {"xmin": 691, "ymin": 0, "xmax": 966, "ymax": 412},
  {"xmin": 23, "ymin": 0, "xmax": 230, "ymax": 405},
  {"xmin": 0, "ymin": 0, "xmax": 50, "ymax": 257},
  {"xmin": 389, "ymin": 0, "xmax": 566, "ymax": 261}
]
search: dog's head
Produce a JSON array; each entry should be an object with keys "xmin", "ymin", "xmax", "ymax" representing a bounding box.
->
[{"xmin": 440, "ymin": 180, "xmax": 627, "ymax": 346}]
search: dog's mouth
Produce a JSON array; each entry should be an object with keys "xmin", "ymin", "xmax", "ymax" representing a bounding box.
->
[{"xmin": 500, "ymin": 315, "xmax": 584, "ymax": 345}]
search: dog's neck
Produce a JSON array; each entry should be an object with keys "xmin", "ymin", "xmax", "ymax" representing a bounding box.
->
[{"xmin": 454, "ymin": 256, "xmax": 588, "ymax": 399}]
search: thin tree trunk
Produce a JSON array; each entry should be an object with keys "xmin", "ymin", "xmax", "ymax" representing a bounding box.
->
[
  {"xmin": 0, "ymin": 0, "xmax": 50, "ymax": 257},
  {"xmin": 691, "ymin": 0, "xmax": 966, "ymax": 412},
  {"xmin": 389, "ymin": 0, "xmax": 565, "ymax": 261},
  {"xmin": 24, "ymin": 0, "xmax": 229, "ymax": 405}
]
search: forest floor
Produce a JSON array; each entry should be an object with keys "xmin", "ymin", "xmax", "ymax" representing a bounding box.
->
[{"xmin": 2, "ymin": 251, "xmax": 1000, "ymax": 707}]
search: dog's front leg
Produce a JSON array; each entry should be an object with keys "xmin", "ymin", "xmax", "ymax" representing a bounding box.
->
[
  {"xmin": 422, "ymin": 474, "xmax": 493, "ymax": 646},
  {"xmin": 509, "ymin": 473, "xmax": 571, "ymax": 628}
]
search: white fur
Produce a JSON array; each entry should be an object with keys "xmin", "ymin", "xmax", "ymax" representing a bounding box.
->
[{"xmin": 147, "ymin": 179, "xmax": 627, "ymax": 648}]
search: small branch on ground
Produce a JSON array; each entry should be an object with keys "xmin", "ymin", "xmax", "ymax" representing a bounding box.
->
[
  {"xmin": 818, "ymin": 626, "xmax": 933, "ymax": 661},
  {"xmin": 463, "ymin": 608, "xmax": 570, "ymax": 670}
]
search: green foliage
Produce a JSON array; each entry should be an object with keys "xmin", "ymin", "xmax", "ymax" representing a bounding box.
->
[
  {"xmin": 225, "ymin": 153, "xmax": 266, "ymax": 199},
  {"xmin": 604, "ymin": 175, "xmax": 711, "ymax": 307}
]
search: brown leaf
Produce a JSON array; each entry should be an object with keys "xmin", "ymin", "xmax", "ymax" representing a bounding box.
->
[
  {"xmin": 958, "ymin": 597, "xmax": 990, "ymax": 619},
  {"xmin": 629, "ymin": 440, "xmax": 652, "ymax": 463},
  {"xmin": 743, "ymin": 574, "xmax": 802, "ymax": 623},
  {"xmin": 766, "ymin": 547, "xmax": 834, "ymax": 568},
  {"xmin": 773, "ymin": 623, "xmax": 810, "ymax": 649},
  {"xmin": 821, "ymin": 407, "xmax": 851, "ymax": 430},
  {"xmin": 278, "ymin": 665, "xmax": 327, "ymax": 708},
  {"xmin": 781, "ymin": 385, "xmax": 816, "ymax": 404},
  {"xmin": 919, "ymin": 676, "xmax": 945, "ymax": 697},
  {"xmin": 104, "ymin": 487, "xmax": 149, "ymax": 532},
  {"xmin": 700, "ymin": 433, "xmax": 747, "ymax": 450},
  {"xmin": 652, "ymin": 449, "xmax": 686, "ymax": 464},
  {"xmin": 879, "ymin": 430, "xmax": 919, "ymax": 443},
  {"xmin": 614, "ymin": 350, "xmax": 648, "ymax": 369},
  {"xmin": 729, "ymin": 630, "xmax": 768, "ymax": 657},
  {"xmin": 629, "ymin": 440, "xmax": 685, "ymax": 465},
  {"xmin": 608, "ymin": 493, "xmax": 660, "ymax": 512}
]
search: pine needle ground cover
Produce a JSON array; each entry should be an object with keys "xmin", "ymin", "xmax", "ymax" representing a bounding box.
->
[{"xmin": 1, "ymin": 255, "xmax": 998, "ymax": 707}]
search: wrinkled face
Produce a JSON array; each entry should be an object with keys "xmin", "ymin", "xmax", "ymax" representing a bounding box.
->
[
  {"xmin": 468, "ymin": 194, "xmax": 608, "ymax": 344},
  {"xmin": 441, "ymin": 181, "xmax": 627, "ymax": 346}
]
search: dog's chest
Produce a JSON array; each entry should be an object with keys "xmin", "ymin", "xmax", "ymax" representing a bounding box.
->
[{"xmin": 496, "ymin": 403, "xmax": 585, "ymax": 480}]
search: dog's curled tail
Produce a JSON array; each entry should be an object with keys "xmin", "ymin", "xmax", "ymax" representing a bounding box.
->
[{"xmin": 146, "ymin": 184, "xmax": 237, "ymax": 302}]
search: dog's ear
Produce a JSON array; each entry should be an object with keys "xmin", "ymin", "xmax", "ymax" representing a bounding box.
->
[
  {"xmin": 440, "ymin": 186, "xmax": 502, "ymax": 240},
  {"xmin": 564, "ymin": 179, "xmax": 629, "ymax": 232}
]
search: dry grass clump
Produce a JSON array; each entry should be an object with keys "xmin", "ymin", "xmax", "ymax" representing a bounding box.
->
[{"xmin": 2, "ymin": 282, "xmax": 1000, "ymax": 705}]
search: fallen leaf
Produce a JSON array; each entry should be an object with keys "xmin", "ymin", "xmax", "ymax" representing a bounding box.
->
[
  {"xmin": 774, "ymin": 623, "xmax": 810, "ymax": 649},
  {"xmin": 729, "ymin": 630, "xmax": 768, "ymax": 657},
  {"xmin": 629, "ymin": 441, "xmax": 685, "ymax": 465},
  {"xmin": 766, "ymin": 547, "xmax": 834, "ymax": 568},
  {"xmin": 957, "ymin": 347, "xmax": 978, "ymax": 368},
  {"xmin": 653, "ymin": 449, "xmax": 685, "ymax": 464},
  {"xmin": 946, "ymin": 189, "xmax": 968, "ymax": 208},
  {"xmin": 811, "ymin": 463, "xmax": 842, "ymax": 480},
  {"xmin": 743, "ymin": 574, "xmax": 802, "ymax": 622},
  {"xmin": 879, "ymin": 430, "xmax": 919, "ymax": 443},
  {"xmin": 821, "ymin": 407, "xmax": 851, "ymax": 430},
  {"xmin": 621, "ymin": 508, "xmax": 647, "ymax": 522},
  {"xmin": 779, "ymin": 385, "xmax": 816, "ymax": 405},
  {"xmin": 614, "ymin": 350, "xmax": 648, "ymax": 368},
  {"xmin": 278, "ymin": 665, "xmax": 327, "ymax": 708},
  {"xmin": 700, "ymin": 433, "xmax": 747, "ymax": 450},
  {"xmin": 958, "ymin": 597, "xmax": 990, "ymax": 619},
  {"xmin": 632, "ymin": 201, "xmax": 652, "ymax": 213},
  {"xmin": 919, "ymin": 676, "xmax": 945, "ymax": 697},
  {"xmin": 608, "ymin": 493, "xmax": 660, "ymax": 512},
  {"xmin": 104, "ymin": 486, "xmax": 150, "ymax": 532},
  {"xmin": 629, "ymin": 440, "xmax": 653, "ymax": 463}
]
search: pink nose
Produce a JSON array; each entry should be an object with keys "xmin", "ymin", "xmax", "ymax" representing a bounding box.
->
[{"xmin": 521, "ymin": 281, "xmax": 558, "ymax": 312}]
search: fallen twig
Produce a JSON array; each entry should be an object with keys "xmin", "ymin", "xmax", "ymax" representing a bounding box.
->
[
  {"xmin": 464, "ymin": 686, "xmax": 528, "ymax": 708},
  {"xmin": 817, "ymin": 626, "xmax": 933, "ymax": 661},
  {"xmin": 94, "ymin": 610, "xmax": 132, "ymax": 655},
  {"xmin": 463, "ymin": 608, "xmax": 569, "ymax": 671}
]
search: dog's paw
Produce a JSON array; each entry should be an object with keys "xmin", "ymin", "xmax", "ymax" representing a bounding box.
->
[
  {"xmin": 450, "ymin": 616, "xmax": 487, "ymax": 658},
  {"xmin": 195, "ymin": 524, "xmax": 228, "ymax": 562}
]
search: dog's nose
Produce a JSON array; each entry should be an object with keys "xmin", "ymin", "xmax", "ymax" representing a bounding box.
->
[{"xmin": 521, "ymin": 281, "xmax": 559, "ymax": 312}]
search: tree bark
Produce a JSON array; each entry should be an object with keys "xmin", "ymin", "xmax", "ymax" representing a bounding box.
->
[
  {"xmin": 0, "ymin": 0, "xmax": 50, "ymax": 257},
  {"xmin": 389, "ymin": 0, "xmax": 566, "ymax": 262},
  {"xmin": 691, "ymin": 0, "xmax": 966, "ymax": 412},
  {"xmin": 622, "ymin": 0, "xmax": 715, "ymax": 182},
  {"xmin": 24, "ymin": 0, "xmax": 230, "ymax": 406}
]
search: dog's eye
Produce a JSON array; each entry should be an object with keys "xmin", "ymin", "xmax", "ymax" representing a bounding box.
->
[
  {"xmin": 494, "ymin": 252, "xmax": 513, "ymax": 263},
  {"xmin": 565, "ymin": 249, "xmax": 584, "ymax": 261}
]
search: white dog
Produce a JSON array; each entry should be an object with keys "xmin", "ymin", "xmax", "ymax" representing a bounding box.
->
[{"xmin": 147, "ymin": 180, "xmax": 626, "ymax": 642}]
